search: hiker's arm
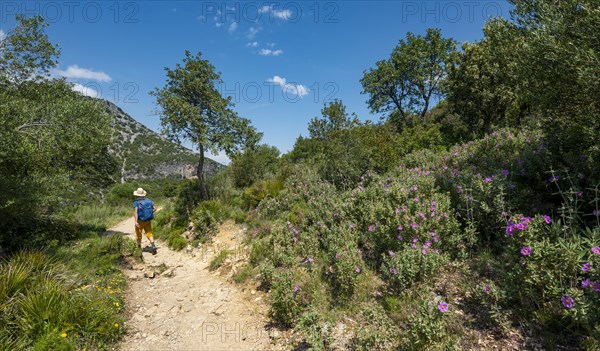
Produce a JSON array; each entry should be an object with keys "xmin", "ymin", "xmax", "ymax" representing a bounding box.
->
[{"xmin": 134, "ymin": 207, "xmax": 140, "ymax": 227}]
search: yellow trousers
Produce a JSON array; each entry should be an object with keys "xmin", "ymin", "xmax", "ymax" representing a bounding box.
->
[{"xmin": 135, "ymin": 220, "xmax": 154, "ymax": 246}]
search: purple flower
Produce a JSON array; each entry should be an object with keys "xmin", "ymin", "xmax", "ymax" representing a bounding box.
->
[
  {"xmin": 292, "ymin": 236, "xmax": 298, "ymax": 242},
  {"xmin": 561, "ymin": 296, "xmax": 574, "ymax": 309},
  {"xmin": 354, "ymin": 266, "xmax": 361, "ymax": 273},
  {"xmin": 421, "ymin": 249, "xmax": 428, "ymax": 255},
  {"xmin": 293, "ymin": 228, "xmax": 299, "ymax": 235},
  {"xmin": 349, "ymin": 223, "xmax": 355, "ymax": 229},
  {"xmin": 368, "ymin": 225, "xmax": 374, "ymax": 232},
  {"xmin": 411, "ymin": 222, "xmax": 419, "ymax": 229},
  {"xmin": 484, "ymin": 285, "xmax": 491, "ymax": 294},
  {"xmin": 582, "ymin": 263, "xmax": 592, "ymax": 272},
  {"xmin": 484, "ymin": 177, "xmax": 493, "ymax": 183},
  {"xmin": 305, "ymin": 257, "xmax": 314, "ymax": 263},
  {"xmin": 437, "ymin": 301, "xmax": 448, "ymax": 313},
  {"xmin": 425, "ymin": 241, "xmax": 432, "ymax": 248},
  {"xmin": 594, "ymin": 210, "xmax": 600, "ymax": 216},
  {"xmin": 395, "ymin": 208, "xmax": 400, "ymax": 214},
  {"xmin": 388, "ymin": 250, "xmax": 395, "ymax": 257},
  {"xmin": 411, "ymin": 185, "xmax": 418, "ymax": 191},
  {"xmin": 502, "ymin": 169, "xmax": 510, "ymax": 176},
  {"xmin": 506, "ymin": 224, "xmax": 515, "ymax": 236},
  {"xmin": 456, "ymin": 185, "xmax": 462, "ymax": 193},
  {"xmin": 397, "ymin": 234, "xmax": 403, "ymax": 241},
  {"xmin": 593, "ymin": 282, "xmax": 600, "ymax": 292},
  {"xmin": 412, "ymin": 237, "xmax": 419, "ymax": 243},
  {"xmin": 452, "ymin": 169, "xmax": 458, "ymax": 176},
  {"xmin": 549, "ymin": 175, "xmax": 560, "ymax": 183},
  {"xmin": 293, "ymin": 284, "xmax": 299, "ymax": 293},
  {"xmin": 397, "ymin": 225, "xmax": 403, "ymax": 231},
  {"xmin": 582, "ymin": 279, "xmax": 592, "ymax": 288},
  {"xmin": 543, "ymin": 215, "xmax": 552, "ymax": 224},
  {"xmin": 411, "ymin": 243, "xmax": 417, "ymax": 249},
  {"xmin": 389, "ymin": 267, "xmax": 398, "ymax": 275},
  {"xmin": 521, "ymin": 246, "xmax": 532, "ymax": 256},
  {"xmin": 592, "ymin": 246, "xmax": 600, "ymax": 255},
  {"xmin": 515, "ymin": 222, "xmax": 528, "ymax": 231}
]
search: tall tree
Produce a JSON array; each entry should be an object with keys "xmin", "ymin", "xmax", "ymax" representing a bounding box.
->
[
  {"xmin": 0, "ymin": 14, "xmax": 117, "ymax": 251},
  {"xmin": 361, "ymin": 28, "xmax": 457, "ymax": 125},
  {"xmin": 308, "ymin": 99, "xmax": 360, "ymax": 139},
  {"xmin": 151, "ymin": 51, "xmax": 261, "ymax": 199}
]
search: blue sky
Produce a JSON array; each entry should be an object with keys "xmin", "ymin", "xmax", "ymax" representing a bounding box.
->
[{"xmin": 1, "ymin": 1, "xmax": 512, "ymax": 164}]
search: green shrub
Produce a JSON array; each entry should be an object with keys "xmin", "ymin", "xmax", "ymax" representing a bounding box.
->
[
  {"xmin": 269, "ymin": 270, "xmax": 303, "ymax": 326},
  {"xmin": 232, "ymin": 264, "xmax": 254, "ymax": 284},
  {"xmin": 243, "ymin": 178, "xmax": 284, "ymax": 209},
  {"xmin": 351, "ymin": 305, "xmax": 399, "ymax": 350},
  {"xmin": 209, "ymin": 249, "xmax": 231, "ymax": 271}
]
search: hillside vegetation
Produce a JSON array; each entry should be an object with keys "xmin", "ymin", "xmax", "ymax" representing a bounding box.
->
[
  {"xmin": 1, "ymin": 0, "xmax": 598, "ymax": 349},
  {"xmin": 156, "ymin": 1, "xmax": 599, "ymax": 349}
]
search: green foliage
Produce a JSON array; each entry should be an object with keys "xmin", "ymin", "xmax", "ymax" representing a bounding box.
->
[
  {"xmin": 403, "ymin": 299, "xmax": 458, "ymax": 350},
  {"xmin": 361, "ymin": 28, "xmax": 458, "ymax": 124},
  {"xmin": 151, "ymin": 50, "xmax": 261, "ymax": 198},
  {"xmin": 351, "ymin": 305, "xmax": 399, "ymax": 350},
  {"xmin": 105, "ymin": 179, "xmax": 179, "ymax": 206},
  {"xmin": 0, "ymin": 15, "xmax": 117, "ymax": 253},
  {"xmin": 243, "ymin": 178, "xmax": 284, "ymax": 208},
  {"xmin": 229, "ymin": 144, "xmax": 280, "ymax": 188},
  {"xmin": 209, "ymin": 249, "xmax": 232, "ymax": 271},
  {"xmin": 269, "ymin": 270, "xmax": 303, "ymax": 326},
  {"xmin": 0, "ymin": 241, "xmax": 129, "ymax": 350},
  {"xmin": 308, "ymin": 99, "xmax": 360, "ymax": 139}
]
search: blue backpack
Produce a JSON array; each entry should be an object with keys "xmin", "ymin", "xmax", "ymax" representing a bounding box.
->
[{"xmin": 136, "ymin": 198, "xmax": 154, "ymax": 221}]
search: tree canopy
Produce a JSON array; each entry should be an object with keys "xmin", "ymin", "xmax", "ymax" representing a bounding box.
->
[
  {"xmin": 151, "ymin": 50, "xmax": 261, "ymax": 198},
  {"xmin": 361, "ymin": 28, "xmax": 457, "ymax": 126}
]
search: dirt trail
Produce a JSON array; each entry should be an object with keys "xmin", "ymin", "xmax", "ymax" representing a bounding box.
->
[{"xmin": 110, "ymin": 216, "xmax": 273, "ymax": 350}]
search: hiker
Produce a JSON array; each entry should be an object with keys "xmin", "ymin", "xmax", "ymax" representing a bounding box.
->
[{"xmin": 133, "ymin": 188, "xmax": 157, "ymax": 254}]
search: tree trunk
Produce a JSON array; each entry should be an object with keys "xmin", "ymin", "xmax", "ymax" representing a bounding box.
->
[{"xmin": 197, "ymin": 143, "xmax": 208, "ymax": 200}]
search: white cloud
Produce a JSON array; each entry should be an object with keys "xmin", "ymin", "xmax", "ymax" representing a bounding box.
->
[
  {"xmin": 258, "ymin": 5, "xmax": 292, "ymax": 20},
  {"xmin": 246, "ymin": 41, "xmax": 258, "ymax": 47},
  {"xmin": 267, "ymin": 75, "xmax": 309, "ymax": 97},
  {"xmin": 215, "ymin": 22, "xmax": 223, "ymax": 28},
  {"xmin": 266, "ymin": 42, "xmax": 276, "ymax": 47},
  {"xmin": 258, "ymin": 48, "xmax": 283, "ymax": 56},
  {"xmin": 228, "ymin": 21, "xmax": 238, "ymax": 33},
  {"xmin": 247, "ymin": 26, "xmax": 260, "ymax": 39},
  {"xmin": 0, "ymin": 29, "xmax": 6, "ymax": 41},
  {"xmin": 71, "ymin": 83, "xmax": 100, "ymax": 98},
  {"xmin": 272, "ymin": 9, "xmax": 292, "ymax": 20},
  {"xmin": 55, "ymin": 65, "xmax": 111, "ymax": 82}
]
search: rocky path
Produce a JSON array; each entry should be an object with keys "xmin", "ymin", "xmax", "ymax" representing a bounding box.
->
[{"xmin": 110, "ymin": 217, "xmax": 273, "ymax": 350}]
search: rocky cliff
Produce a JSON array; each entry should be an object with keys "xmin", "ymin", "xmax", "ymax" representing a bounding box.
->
[{"xmin": 100, "ymin": 99, "xmax": 223, "ymax": 181}]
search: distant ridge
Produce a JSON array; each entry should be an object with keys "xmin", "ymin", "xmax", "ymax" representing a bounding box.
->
[{"xmin": 99, "ymin": 99, "xmax": 224, "ymax": 182}]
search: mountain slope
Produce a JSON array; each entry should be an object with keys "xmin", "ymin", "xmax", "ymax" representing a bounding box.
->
[{"xmin": 100, "ymin": 99, "xmax": 223, "ymax": 181}]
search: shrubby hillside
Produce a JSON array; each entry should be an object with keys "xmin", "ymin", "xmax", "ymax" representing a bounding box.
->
[{"xmin": 102, "ymin": 99, "xmax": 224, "ymax": 181}]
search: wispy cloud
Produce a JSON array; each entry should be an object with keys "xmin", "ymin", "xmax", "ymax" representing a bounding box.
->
[
  {"xmin": 267, "ymin": 75, "xmax": 309, "ymax": 97},
  {"xmin": 247, "ymin": 26, "xmax": 260, "ymax": 39},
  {"xmin": 54, "ymin": 65, "xmax": 111, "ymax": 82},
  {"xmin": 259, "ymin": 5, "xmax": 292, "ymax": 20},
  {"xmin": 228, "ymin": 21, "xmax": 238, "ymax": 33},
  {"xmin": 246, "ymin": 41, "xmax": 259, "ymax": 47},
  {"xmin": 0, "ymin": 29, "xmax": 6, "ymax": 41},
  {"xmin": 71, "ymin": 83, "xmax": 100, "ymax": 97},
  {"xmin": 259, "ymin": 49, "xmax": 283, "ymax": 56}
]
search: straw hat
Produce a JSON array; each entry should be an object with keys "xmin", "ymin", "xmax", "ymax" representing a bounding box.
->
[{"xmin": 133, "ymin": 188, "xmax": 147, "ymax": 197}]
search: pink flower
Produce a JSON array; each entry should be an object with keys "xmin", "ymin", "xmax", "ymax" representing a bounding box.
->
[
  {"xmin": 520, "ymin": 246, "xmax": 532, "ymax": 256},
  {"xmin": 437, "ymin": 301, "xmax": 448, "ymax": 313}
]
